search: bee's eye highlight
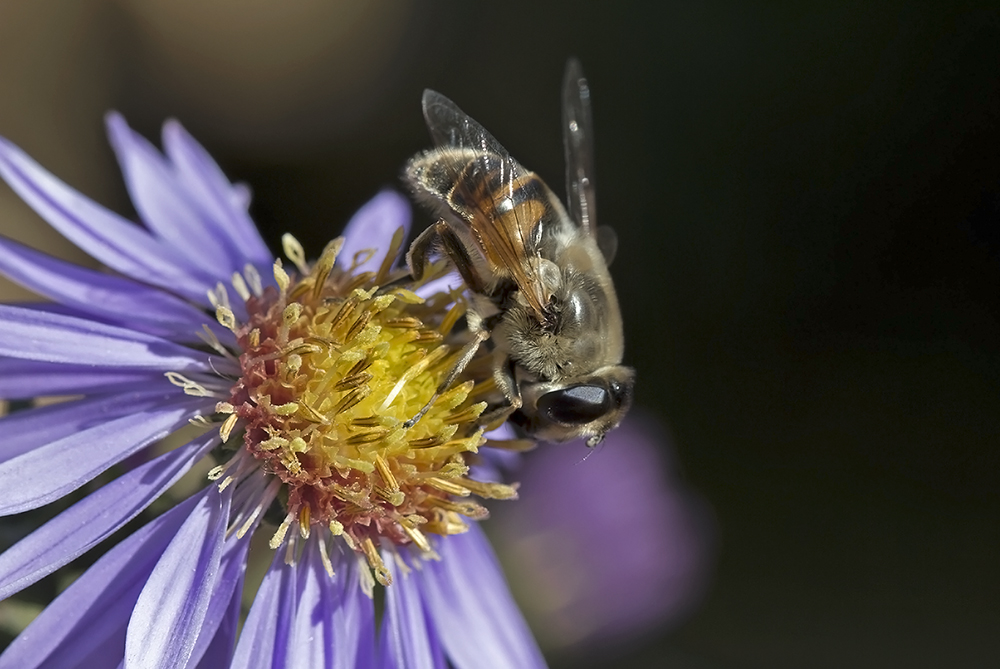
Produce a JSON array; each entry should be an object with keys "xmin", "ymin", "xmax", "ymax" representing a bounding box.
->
[{"xmin": 538, "ymin": 384, "xmax": 610, "ymax": 425}]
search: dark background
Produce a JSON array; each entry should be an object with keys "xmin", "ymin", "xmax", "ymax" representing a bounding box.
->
[{"xmin": 2, "ymin": 2, "xmax": 1000, "ymax": 667}]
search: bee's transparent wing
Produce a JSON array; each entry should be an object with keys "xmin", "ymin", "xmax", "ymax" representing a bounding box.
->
[
  {"xmin": 422, "ymin": 90, "xmax": 511, "ymax": 158},
  {"xmin": 419, "ymin": 90, "xmax": 552, "ymax": 317},
  {"xmin": 562, "ymin": 58, "xmax": 598, "ymax": 234}
]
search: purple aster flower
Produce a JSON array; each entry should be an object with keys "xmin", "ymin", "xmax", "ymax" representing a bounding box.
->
[
  {"xmin": 0, "ymin": 113, "xmax": 545, "ymax": 668},
  {"xmin": 492, "ymin": 413, "xmax": 714, "ymax": 655}
]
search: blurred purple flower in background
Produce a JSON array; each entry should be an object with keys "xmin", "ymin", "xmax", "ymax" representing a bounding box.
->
[
  {"xmin": 0, "ymin": 115, "xmax": 545, "ymax": 668},
  {"xmin": 493, "ymin": 413, "xmax": 714, "ymax": 655}
]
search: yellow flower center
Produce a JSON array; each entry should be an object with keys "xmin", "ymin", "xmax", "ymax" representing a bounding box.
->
[{"xmin": 214, "ymin": 232, "xmax": 517, "ymax": 584}]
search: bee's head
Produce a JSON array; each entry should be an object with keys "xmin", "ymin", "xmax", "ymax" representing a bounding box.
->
[{"xmin": 512, "ymin": 365, "xmax": 635, "ymax": 446}]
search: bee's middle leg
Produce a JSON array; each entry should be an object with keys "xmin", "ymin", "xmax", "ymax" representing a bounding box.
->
[{"xmin": 478, "ymin": 356, "xmax": 523, "ymax": 430}]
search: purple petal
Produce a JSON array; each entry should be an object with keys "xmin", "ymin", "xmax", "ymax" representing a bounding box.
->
[
  {"xmin": 280, "ymin": 541, "xmax": 377, "ymax": 669},
  {"xmin": 0, "ymin": 380, "xmax": 187, "ymax": 464},
  {"xmin": 499, "ymin": 415, "xmax": 714, "ymax": 647},
  {"xmin": 161, "ymin": 119, "xmax": 273, "ymax": 270},
  {"xmin": 0, "ymin": 432, "xmax": 216, "ymax": 599},
  {"xmin": 192, "ymin": 576, "xmax": 243, "ymax": 669},
  {"xmin": 0, "ymin": 495, "xmax": 199, "ymax": 669},
  {"xmin": 189, "ymin": 532, "xmax": 252, "ymax": 669},
  {"xmin": 287, "ymin": 538, "xmax": 336, "ymax": 669},
  {"xmin": 0, "ymin": 235, "xmax": 225, "ymax": 343},
  {"xmin": 231, "ymin": 550, "xmax": 298, "ymax": 669},
  {"xmin": 124, "ymin": 485, "xmax": 230, "ymax": 669},
  {"xmin": 419, "ymin": 524, "xmax": 546, "ymax": 669},
  {"xmin": 413, "ymin": 271, "xmax": 462, "ymax": 301},
  {"xmin": 379, "ymin": 550, "xmax": 445, "ymax": 669},
  {"xmin": 231, "ymin": 182, "xmax": 253, "ymax": 211},
  {"xmin": 0, "ymin": 305, "xmax": 213, "ymax": 372},
  {"xmin": 338, "ymin": 191, "xmax": 411, "ymax": 273},
  {"xmin": 333, "ymin": 552, "xmax": 376, "ymax": 669},
  {"xmin": 0, "ymin": 358, "xmax": 162, "ymax": 398},
  {"xmin": 473, "ymin": 424, "xmax": 523, "ymax": 482},
  {"xmin": 0, "ymin": 135, "xmax": 213, "ymax": 302},
  {"xmin": 105, "ymin": 113, "xmax": 244, "ymax": 281},
  {"xmin": 0, "ymin": 394, "xmax": 206, "ymax": 515}
]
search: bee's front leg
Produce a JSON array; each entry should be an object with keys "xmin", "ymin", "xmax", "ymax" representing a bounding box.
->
[
  {"xmin": 404, "ymin": 221, "xmax": 441, "ymax": 282},
  {"xmin": 402, "ymin": 324, "xmax": 489, "ymax": 429},
  {"xmin": 404, "ymin": 221, "xmax": 495, "ymax": 429}
]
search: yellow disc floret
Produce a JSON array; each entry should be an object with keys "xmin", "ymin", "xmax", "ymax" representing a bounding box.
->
[{"xmin": 215, "ymin": 233, "xmax": 517, "ymax": 584}]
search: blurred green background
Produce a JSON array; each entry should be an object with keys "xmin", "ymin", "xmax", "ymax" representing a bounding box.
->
[{"xmin": 2, "ymin": 1, "xmax": 1000, "ymax": 667}]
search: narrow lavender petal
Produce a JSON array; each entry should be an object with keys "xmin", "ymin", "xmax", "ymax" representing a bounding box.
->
[
  {"xmin": 420, "ymin": 524, "xmax": 546, "ymax": 669},
  {"xmin": 0, "ymin": 394, "xmax": 206, "ymax": 515},
  {"xmin": 13, "ymin": 294, "xmax": 236, "ymax": 353},
  {"xmin": 271, "ymin": 557, "xmax": 299, "ymax": 669},
  {"xmin": 124, "ymin": 485, "xmax": 230, "ymax": 669},
  {"xmin": 337, "ymin": 191, "xmax": 411, "ymax": 273},
  {"xmin": 0, "ymin": 380, "xmax": 184, "ymax": 464},
  {"xmin": 231, "ymin": 550, "xmax": 298, "ymax": 669},
  {"xmin": 1, "ymin": 301, "xmax": 119, "ymax": 328},
  {"xmin": 379, "ymin": 549, "xmax": 445, "ymax": 669},
  {"xmin": 287, "ymin": 538, "xmax": 335, "ymax": 669},
  {"xmin": 0, "ymin": 304, "xmax": 213, "ymax": 372},
  {"xmin": 188, "ymin": 532, "xmax": 252, "ymax": 669},
  {"xmin": 473, "ymin": 425, "xmax": 523, "ymax": 483},
  {"xmin": 0, "ymin": 431, "xmax": 216, "ymax": 599},
  {"xmin": 0, "ymin": 495, "xmax": 199, "ymax": 669},
  {"xmin": 161, "ymin": 119, "xmax": 273, "ymax": 269},
  {"xmin": 413, "ymin": 271, "xmax": 461, "ymax": 301},
  {"xmin": 231, "ymin": 182, "xmax": 252, "ymax": 211},
  {"xmin": 503, "ymin": 415, "xmax": 714, "ymax": 646},
  {"xmin": 332, "ymin": 552, "xmax": 376, "ymax": 669},
  {"xmin": 0, "ymin": 358, "xmax": 165, "ymax": 398},
  {"xmin": 0, "ymin": 136, "xmax": 213, "ymax": 302},
  {"xmin": 106, "ymin": 114, "xmax": 243, "ymax": 280},
  {"xmin": 282, "ymin": 542, "xmax": 377, "ymax": 669},
  {"xmin": 192, "ymin": 575, "xmax": 243, "ymax": 669},
  {"xmin": 0, "ymin": 235, "xmax": 219, "ymax": 342}
]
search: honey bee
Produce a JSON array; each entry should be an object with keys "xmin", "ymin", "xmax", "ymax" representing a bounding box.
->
[{"xmin": 403, "ymin": 59, "xmax": 634, "ymax": 447}]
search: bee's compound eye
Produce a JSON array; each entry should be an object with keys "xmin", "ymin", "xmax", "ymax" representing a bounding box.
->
[{"xmin": 538, "ymin": 384, "xmax": 610, "ymax": 425}]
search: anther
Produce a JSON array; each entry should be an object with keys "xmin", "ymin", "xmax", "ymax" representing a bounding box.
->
[
  {"xmin": 299, "ymin": 505, "xmax": 311, "ymax": 538},
  {"xmin": 374, "ymin": 454, "xmax": 399, "ymax": 492},
  {"xmin": 270, "ymin": 510, "xmax": 295, "ymax": 549},
  {"xmin": 273, "ymin": 259, "xmax": 290, "ymax": 292},
  {"xmin": 362, "ymin": 538, "xmax": 392, "ymax": 586},
  {"xmin": 231, "ymin": 272, "xmax": 251, "ymax": 302},
  {"xmin": 219, "ymin": 413, "xmax": 239, "ymax": 442},
  {"xmin": 281, "ymin": 233, "xmax": 308, "ymax": 275},
  {"xmin": 244, "ymin": 264, "xmax": 263, "ymax": 296},
  {"xmin": 216, "ymin": 306, "xmax": 237, "ymax": 332},
  {"xmin": 318, "ymin": 538, "xmax": 335, "ymax": 577}
]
